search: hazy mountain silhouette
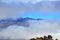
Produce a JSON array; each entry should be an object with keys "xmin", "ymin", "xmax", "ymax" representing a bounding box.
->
[{"xmin": 0, "ymin": 17, "xmax": 43, "ymax": 30}]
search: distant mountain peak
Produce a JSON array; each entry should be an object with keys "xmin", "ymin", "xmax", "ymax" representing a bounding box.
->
[
  {"xmin": 17, "ymin": 17, "xmax": 43, "ymax": 20},
  {"xmin": 0, "ymin": 17, "xmax": 43, "ymax": 30}
]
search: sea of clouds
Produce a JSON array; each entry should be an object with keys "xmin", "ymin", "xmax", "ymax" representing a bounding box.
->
[
  {"xmin": 0, "ymin": 19, "xmax": 60, "ymax": 40},
  {"xmin": 0, "ymin": 0, "xmax": 60, "ymax": 40}
]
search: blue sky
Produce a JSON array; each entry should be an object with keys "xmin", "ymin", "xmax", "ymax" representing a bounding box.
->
[{"xmin": 21, "ymin": 11, "xmax": 60, "ymax": 21}]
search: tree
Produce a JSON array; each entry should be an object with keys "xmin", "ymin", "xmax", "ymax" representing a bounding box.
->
[
  {"xmin": 30, "ymin": 38, "xmax": 36, "ymax": 40},
  {"xmin": 44, "ymin": 36, "xmax": 48, "ymax": 40},
  {"xmin": 48, "ymin": 35, "xmax": 52, "ymax": 39},
  {"xmin": 40, "ymin": 37, "xmax": 43, "ymax": 40},
  {"xmin": 55, "ymin": 39, "xmax": 58, "ymax": 40}
]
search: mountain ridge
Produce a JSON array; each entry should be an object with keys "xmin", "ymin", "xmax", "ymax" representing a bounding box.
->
[{"xmin": 0, "ymin": 17, "xmax": 43, "ymax": 30}]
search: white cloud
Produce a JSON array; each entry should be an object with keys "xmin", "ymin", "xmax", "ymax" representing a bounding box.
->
[
  {"xmin": 0, "ymin": 0, "xmax": 60, "ymax": 19},
  {"xmin": 1, "ymin": 0, "xmax": 43, "ymax": 4},
  {"xmin": 0, "ymin": 20, "xmax": 60, "ymax": 39},
  {"xmin": 0, "ymin": 25, "xmax": 29, "ymax": 39},
  {"xmin": 1, "ymin": 0, "xmax": 60, "ymax": 4},
  {"xmin": 0, "ymin": 6, "xmax": 26, "ymax": 19}
]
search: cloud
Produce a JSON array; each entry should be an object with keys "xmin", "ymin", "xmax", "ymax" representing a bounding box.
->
[
  {"xmin": 0, "ymin": 0, "xmax": 60, "ymax": 19},
  {"xmin": 0, "ymin": 6, "xmax": 26, "ymax": 19},
  {"xmin": 27, "ymin": 20, "xmax": 60, "ymax": 35},
  {"xmin": 0, "ymin": 19, "xmax": 60, "ymax": 39},
  {"xmin": 1, "ymin": 0, "xmax": 60, "ymax": 4},
  {"xmin": 28, "ymin": 20, "xmax": 60, "ymax": 40},
  {"xmin": 0, "ymin": 0, "xmax": 44, "ymax": 4},
  {"xmin": 0, "ymin": 25, "xmax": 29, "ymax": 39},
  {"xmin": 0, "ymin": 0, "xmax": 60, "ymax": 39}
]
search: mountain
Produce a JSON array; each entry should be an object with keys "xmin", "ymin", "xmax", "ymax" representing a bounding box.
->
[{"xmin": 0, "ymin": 18, "xmax": 43, "ymax": 30}]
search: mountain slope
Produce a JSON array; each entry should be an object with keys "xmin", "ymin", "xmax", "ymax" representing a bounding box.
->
[{"xmin": 0, "ymin": 18, "xmax": 43, "ymax": 30}]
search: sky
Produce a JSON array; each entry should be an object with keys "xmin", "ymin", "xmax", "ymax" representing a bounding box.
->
[
  {"xmin": 21, "ymin": 11, "xmax": 60, "ymax": 21},
  {"xmin": 0, "ymin": 0, "xmax": 60, "ymax": 40}
]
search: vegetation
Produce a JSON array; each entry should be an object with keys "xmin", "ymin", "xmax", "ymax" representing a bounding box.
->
[{"xmin": 30, "ymin": 35, "xmax": 58, "ymax": 40}]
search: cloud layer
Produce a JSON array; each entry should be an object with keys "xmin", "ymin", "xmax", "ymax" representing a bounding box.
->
[
  {"xmin": 1, "ymin": 0, "xmax": 60, "ymax": 4},
  {"xmin": 0, "ymin": 0, "xmax": 60, "ymax": 40},
  {"xmin": 0, "ymin": 0, "xmax": 60, "ymax": 19},
  {"xmin": 0, "ymin": 18, "xmax": 60, "ymax": 40},
  {"xmin": 1, "ymin": 1, "xmax": 60, "ymax": 12}
]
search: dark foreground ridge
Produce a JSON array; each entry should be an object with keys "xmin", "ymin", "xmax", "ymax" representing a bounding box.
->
[{"xmin": 30, "ymin": 35, "xmax": 58, "ymax": 40}]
